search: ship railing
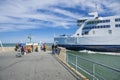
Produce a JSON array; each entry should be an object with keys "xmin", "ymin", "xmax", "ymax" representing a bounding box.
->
[{"xmin": 66, "ymin": 53, "xmax": 120, "ymax": 80}]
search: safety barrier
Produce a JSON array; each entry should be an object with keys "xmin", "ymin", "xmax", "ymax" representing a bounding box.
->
[
  {"xmin": 55, "ymin": 48, "xmax": 89, "ymax": 80},
  {"xmin": 66, "ymin": 53, "xmax": 120, "ymax": 80}
]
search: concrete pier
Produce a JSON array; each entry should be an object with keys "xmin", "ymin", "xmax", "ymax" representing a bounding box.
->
[{"xmin": 0, "ymin": 51, "xmax": 79, "ymax": 80}]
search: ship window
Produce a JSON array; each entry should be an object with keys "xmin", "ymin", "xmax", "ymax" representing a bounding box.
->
[
  {"xmin": 103, "ymin": 25, "xmax": 106, "ymax": 28},
  {"xmin": 77, "ymin": 33, "xmax": 79, "ymax": 36},
  {"xmin": 115, "ymin": 24, "xmax": 120, "ymax": 27},
  {"xmin": 84, "ymin": 32, "xmax": 88, "ymax": 35},
  {"xmin": 82, "ymin": 31, "xmax": 88, "ymax": 35},
  {"xmin": 115, "ymin": 18, "xmax": 120, "ymax": 22},
  {"xmin": 97, "ymin": 26, "xmax": 100, "ymax": 28},
  {"xmin": 107, "ymin": 25, "xmax": 110, "ymax": 28},
  {"xmin": 97, "ymin": 21, "xmax": 100, "ymax": 23},
  {"xmin": 103, "ymin": 20, "xmax": 106, "ymax": 23},
  {"xmin": 106, "ymin": 20, "xmax": 110, "ymax": 22},
  {"xmin": 101, "ymin": 20, "xmax": 110, "ymax": 23},
  {"xmin": 115, "ymin": 24, "xmax": 118, "ymax": 27},
  {"xmin": 108, "ymin": 30, "xmax": 112, "ymax": 34},
  {"xmin": 100, "ymin": 20, "xmax": 102, "ymax": 23}
]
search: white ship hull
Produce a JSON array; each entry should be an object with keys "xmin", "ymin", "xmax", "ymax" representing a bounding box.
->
[{"xmin": 54, "ymin": 36, "xmax": 120, "ymax": 52}]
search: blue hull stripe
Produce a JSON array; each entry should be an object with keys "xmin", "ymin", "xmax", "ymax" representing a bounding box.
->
[{"xmin": 58, "ymin": 44, "xmax": 120, "ymax": 52}]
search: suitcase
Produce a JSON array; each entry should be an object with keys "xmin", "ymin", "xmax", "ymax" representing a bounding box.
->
[{"xmin": 16, "ymin": 53, "xmax": 22, "ymax": 57}]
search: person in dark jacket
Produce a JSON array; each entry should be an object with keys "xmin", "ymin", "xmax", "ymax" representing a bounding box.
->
[
  {"xmin": 52, "ymin": 44, "xmax": 55, "ymax": 55},
  {"xmin": 21, "ymin": 46, "xmax": 25, "ymax": 55}
]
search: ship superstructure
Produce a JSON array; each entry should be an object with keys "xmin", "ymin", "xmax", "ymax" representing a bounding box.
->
[{"xmin": 54, "ymin": 12, "xmax": 120, "ymax": 52}]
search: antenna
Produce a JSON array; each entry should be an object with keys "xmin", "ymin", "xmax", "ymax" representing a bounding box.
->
[
  {"xmin": 88, "ymin": 3, "xmax": 99, "ymax": 18},
  {"xmin": 95, "ymin": 3, "xmax": 98, "ymax": 12}
]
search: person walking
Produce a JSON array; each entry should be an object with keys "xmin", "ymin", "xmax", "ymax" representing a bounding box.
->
[
  {"xmin": 21, "ymin": 46, "xmax": 25, "ymax": 55},
  {"xmin": 43, "ymin": 43, "xmax": 46, "ymax": 52},
  {"xmin": 38, "ymin": 43, "xmax": 41, "ymax": 52},
  {"xmin": 15, "ymin": 43, "xmax": 18, "ymax": 51},
  {"xmin": 52, "ymin": 44, "xmax": 55, "ymax": 55}
]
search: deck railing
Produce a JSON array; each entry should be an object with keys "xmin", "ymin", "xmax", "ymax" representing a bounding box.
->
[{"xmin": 66, "ymin": 53, "xmax": 120, "ymax": 80}]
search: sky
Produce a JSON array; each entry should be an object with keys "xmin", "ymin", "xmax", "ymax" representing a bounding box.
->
[{"xmin": 0, "ymin": 0, "xmax": 120, "ymax": 43}]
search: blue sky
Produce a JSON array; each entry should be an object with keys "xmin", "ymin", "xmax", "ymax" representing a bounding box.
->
[{"xmin": 0, "ymin": 0, "xmax": 120, "ymax": 43}]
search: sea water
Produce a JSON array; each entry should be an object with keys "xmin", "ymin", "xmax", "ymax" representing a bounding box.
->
[
  {"xmin": 67, "ymin": 50, "xmax": 120, "ymax": 80},
  {"xmin": 1, "ymin": 43, "xmax": 53, "ymax": 47}
]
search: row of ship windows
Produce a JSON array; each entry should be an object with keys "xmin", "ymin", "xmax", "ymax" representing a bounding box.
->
[
  {"xmin": 87, "ymin": 18, "xmax": 120, "ymax": 24},
  {"xmin": 115, "ymin": 24, "xmax": 120, "ymax": 27},
  {"xmin": 77, "ymin": 20, "xmax": 86, "ymax": 23},
  {"xmin": 82, "ymin": 30, "xmax": 112, "ymax": 35},
  {"xmin": 83, "ymin": 25, "xmax": 110, "ymax": 30},
  {"xmin": 115, "ymin": 18, "xmax": 120, "ymax": 22},
  {"xmin": 78, "ymin": 18, "xmax": 120, "ymax": 24},
  {"xmin": 87, "ymin": 20, "xmax": 110, "ymax": 24},
  {"xmin": 83, "ymin": 24, "xmax": 120, "ymax": 30}
]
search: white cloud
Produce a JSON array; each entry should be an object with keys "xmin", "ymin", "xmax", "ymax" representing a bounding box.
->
[
  {"xmin": 59, "ymin": 0, "xmax": 120, "ymax": 14},
  {"xmin": 0, "ymin": 0, "xmax": 120, "ymax": 32},
  {"xmin": 53, "ymin": 8, "xmax": 83, "ymax": 19},
  {"xmin": 102, "ymin": 0, "xmax": 120, "ymax": 14}
]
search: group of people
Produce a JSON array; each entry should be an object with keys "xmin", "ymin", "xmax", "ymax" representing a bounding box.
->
[
  {"xmin": 15, "ymin": 42, "xmax": 47, "ymax": 54},
  {"xmin": 15, "ymin": 42, "xmax": 60, "ymax": 56},
  {"xmin": 15, "ymin": 43, "xmax": 23, "ymax": 52},
  {"xmin": 52, "ymin": 44, "xmax": 60, "ymax": 55},
  {"xmin": 15, "ymin": 43, "xmax": 27, "ymax": 55}
]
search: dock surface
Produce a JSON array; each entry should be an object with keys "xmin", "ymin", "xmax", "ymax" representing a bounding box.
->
[{"xmin": 0, "ymin": 51, "xmax": 78, "ymax": 80}]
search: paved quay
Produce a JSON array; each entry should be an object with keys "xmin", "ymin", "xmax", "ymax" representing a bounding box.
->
[{"xmin": 0, "ymin": 51, "xmax": 78, "ymax": 80}]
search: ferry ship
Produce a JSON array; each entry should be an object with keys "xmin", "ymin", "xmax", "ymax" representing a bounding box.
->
[{"xmin": 54, "ymin": 12, "xmax": 120, "ymax": 52}]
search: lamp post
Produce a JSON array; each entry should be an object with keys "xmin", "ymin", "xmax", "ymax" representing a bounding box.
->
[{"xmin": 28, "ymin": 34, "xmax": 32, "ymax": 43}]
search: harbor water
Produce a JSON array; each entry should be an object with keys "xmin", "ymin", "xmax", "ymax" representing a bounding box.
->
[
  {"xmin": 1, "ymin": 43, "xmax": 53, "ymax": 47},
  {"xmin": 67, "ymin": 50, "xmax": 120, "ymax": 80}
]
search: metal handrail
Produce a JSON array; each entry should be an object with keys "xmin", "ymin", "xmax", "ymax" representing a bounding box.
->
[
  {"xmin": 67, "ymin": 53, "xmax": 120, "ymax": 73},
  {"xmin": 67, "ymin": 52, "xmax": 120, "ymax": 80},
  {"xmin": 69, "ymin": 61, "xmax": 99, "ymax": 80}
]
